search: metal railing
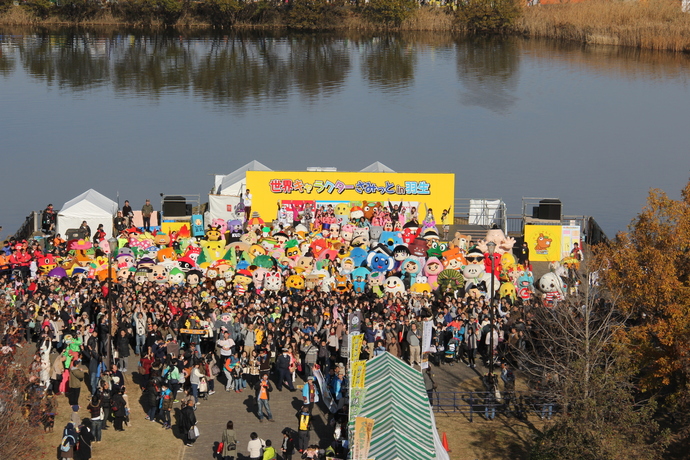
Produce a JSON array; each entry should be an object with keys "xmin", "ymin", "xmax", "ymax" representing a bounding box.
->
[
  {"xmin": 431, "ymin": 390, "xmax": 558, "ymax": 422},
  {"xmin": 14, "ymin": 211, "xmax": 40, "ymax": 241},
  {"xmin": 506, "ymin": 215, "xmax": 524, "ymax": 235}
]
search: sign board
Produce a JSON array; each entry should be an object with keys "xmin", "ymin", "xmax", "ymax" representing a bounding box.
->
[
  {"xmin": 246, "ymin": 170, "xmax": 455, "ymax": 223},
  {"xmin": 350, "ymin": 333, "xmax": 364, "ymax": 363},
  {"xmin": 351, "ymin": 360, "xmax": 367, "ymax": 389},
  {"xmin": 524, "ymin": 224, "xmax": 582, "ymax": 262},
  {"xmin": 524, "ymin": 225, "xmax": 562, "ymax": 262},
  {"xmin": 353, "ymin": 417, "xmax": 375, "ymax": 460},
  {"xmin": 179, "ymin": 328, "xmax": 206, "ymax": 335}
]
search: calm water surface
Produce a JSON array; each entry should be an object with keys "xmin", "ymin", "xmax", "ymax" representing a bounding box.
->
[{"xmin": 1, "ymin": 29, "xmax": 689, "ymax": 237}]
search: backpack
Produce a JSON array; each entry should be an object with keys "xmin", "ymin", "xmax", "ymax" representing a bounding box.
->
[{"xmin": 60, "ymin": 434, "xmax": 74, "ymax": 452}]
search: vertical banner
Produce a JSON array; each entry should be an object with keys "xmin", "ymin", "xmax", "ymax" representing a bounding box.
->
[
  {"xmin": 349, "ymin": 388, "xmax": 368, "ymax": 419},
  {"xmin": 351, "ymin": 360, "xmax": 367, "ymax": 389},
  {"xmin": 313, "ymin": 367, "xmax": 337, "ymax": 413},
  {"xmin": 421, "ymin": 319, "xmax": 433, "ymax": 370},
  {"xmin": 422, "ymin": 320, "xmax": 433, "ymax": 352},
  {"xmin": 350, "ymin": 333, "xmax": 364, "ymax": 363},
  {"xmin": 353, "ymin": 417, "xmax": 375, "ymax": 460},
  {"xmin": 349, "ymin": 311, "xmax": 363, "ymax": 333}
]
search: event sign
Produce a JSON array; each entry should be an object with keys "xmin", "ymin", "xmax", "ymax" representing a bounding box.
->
[
  {"xmin": 561, "ymin": 225, "xmax": 582, "ymax": 259},
  {"xmin": 353, "ymin": 417, "xmax": 375, "ymax": 460},
  {"xmin": 246, "ymin": 170, "xmax": 455, "ymax": 223},
  {"xmin": 351, "ymin": 360, "xmax": 367, "ymax": 389},
  {"xmin": 524, "ymin": 224, "xmax": 582, "ymax": 262},
  {"xmin": 524, "ymin": 225, "xmax": 562, "ymax": 262},
  {"xmin": 349, "ymin": 388, "xmax": 367, "ymax": 419},
  {"xmin": 350, "ymin": 333, "xmax": 364, "ymax": 363}
]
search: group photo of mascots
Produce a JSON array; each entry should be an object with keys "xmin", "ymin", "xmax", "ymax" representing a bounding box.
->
[{"xmin": 27, "ymin": 197, "xmax": 584, "ymax": 308}]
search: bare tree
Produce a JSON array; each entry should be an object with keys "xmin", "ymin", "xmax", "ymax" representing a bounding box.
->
[
  {"xmin": 518, "ymin": 263, "xmax": 668, "ymax": 460},
  {"xmin": 0, "ymin": 296, "xmax": 43, "ymax": 459}
]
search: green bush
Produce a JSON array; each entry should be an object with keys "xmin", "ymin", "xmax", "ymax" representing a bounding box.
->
[
  {"xmin": 286, "ymin": 0, "xmax": 343, "ymax": 30},
  {"xmin": 197, "ymin": 0, "xmax": 242, "ymax": 26},
  {"xmin": 365, "ymin": 0, "xmax": 417, "ymax": 27},
  {"xmin": 59, "ymin": 0, "xmax": 101, "ymax": 21},
  {"xmin": 456, "ymin": 0, "xmax": 522, "ymax": 34}
]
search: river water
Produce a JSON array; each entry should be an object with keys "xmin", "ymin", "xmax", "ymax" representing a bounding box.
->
[{"xmin": 1, "ymin": 29, "xmax": 689, "ymax": 238}]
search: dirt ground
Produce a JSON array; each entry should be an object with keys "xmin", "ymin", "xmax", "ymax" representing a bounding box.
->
[
  {"xmin": 39, "ymin": 372, "xmax": 183, "ymax": 460},
  {"xmin": 435, "ymin": 413, "xmax": 543, "ymax": 460}
]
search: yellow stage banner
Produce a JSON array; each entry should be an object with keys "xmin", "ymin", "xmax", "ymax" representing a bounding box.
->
[
  {"xmin": 353, "ymin": 417, "xmax": 375, "ymax": 460},
  {"xmin": 246, "ymin": 170, "xmax": 455, "ymax": 224},
  {"xmin": 351, "ymin": 360, "xmax": 367, "ymax": 389},
  {"xmin": 524, "ymin": 225, "xmax": 562, "ymax": 262}
]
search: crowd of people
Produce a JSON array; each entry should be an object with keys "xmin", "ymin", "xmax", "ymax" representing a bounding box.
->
[{"xmin": 0, "ymin": 196, "xmax": 566, "ymax": 459}]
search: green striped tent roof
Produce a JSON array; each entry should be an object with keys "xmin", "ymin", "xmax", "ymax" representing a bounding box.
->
[{"xmin": 350, "ymin": 352, "xmax": 438, "ymax": 460}]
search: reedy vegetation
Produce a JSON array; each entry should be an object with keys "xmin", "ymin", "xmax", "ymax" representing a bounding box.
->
[{"xmin": 2, "ymin": 0, "xmax": 689, "ymax": 51}]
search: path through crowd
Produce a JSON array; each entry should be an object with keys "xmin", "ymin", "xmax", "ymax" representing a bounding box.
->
[{"xmin": 180, "ymin": 373, "xmax": 332, "ymax": 460}]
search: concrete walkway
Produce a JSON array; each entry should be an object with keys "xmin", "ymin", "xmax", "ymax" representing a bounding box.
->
[{"xmin": 177, "ymin": 374, "xmax": 331, "ymax": 460}]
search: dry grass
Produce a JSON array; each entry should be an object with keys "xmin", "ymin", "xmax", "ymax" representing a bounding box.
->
[
  {"xmin": 518, "ymin": 0, "xmax": 690, "ymax": 52},
  {"xmin": 436, "ymin": 413, "xmax": 544, "ymax": 460},
  {"xmin": 38, "ymin": 373, "xmax": 181, "ymax": 460},
  {"xmin": 401, "ymin": 6, "xmax": 455, "ymax": 30},
  {"xmin": 0, "ymin": 5, "xmax": 37, "ymax": 25}
]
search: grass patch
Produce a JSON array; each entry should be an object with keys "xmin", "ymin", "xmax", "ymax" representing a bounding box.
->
[{"xmin": 436, "ymin": 413, "xmax": 545, "ymax": 460}]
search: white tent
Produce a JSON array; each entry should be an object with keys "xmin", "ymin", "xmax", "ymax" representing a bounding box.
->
[
  {"xmin": 56, "ymin": 189, "xmax": 118, "ymax": 237},
  {"xmin": 214, "ymin": 160, "xmax": 272, "ymax": 196},
  {"xmin": 469, "ymin": 199, "xmax": 504, "ymax": 226},
  {"xmin": 360, "ymin": 161, "xmax": 396, "ymax": 173}
]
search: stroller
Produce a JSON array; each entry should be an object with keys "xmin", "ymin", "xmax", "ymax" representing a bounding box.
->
[{"xmin": 445, "ymin": 338, "xmax": 459, "ymax": 365}]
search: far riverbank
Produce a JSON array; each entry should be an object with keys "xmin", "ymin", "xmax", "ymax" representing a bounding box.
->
[{"xmin": 1, "ymin": 0, "xmax": 690, "ymax": 52}]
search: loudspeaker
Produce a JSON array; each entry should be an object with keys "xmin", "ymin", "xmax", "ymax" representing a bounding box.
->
[
  {"xmin": 538, "ymin": 199, "xmax": 562, "ymax": 220},
  {"xmin": 162, "ymin": 196, "xmax": 186, "ymax": 217}
]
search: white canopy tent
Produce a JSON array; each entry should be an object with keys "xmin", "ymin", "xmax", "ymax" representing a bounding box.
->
[
  {"xmin": 360, "ymin": 161, "xmax": 396, "ymax": 173},
  {"xmin": 56, "ymin": 189, "xmax": 118, "ymax": 238},
  {"xmin": 214, "ymin": 160, "xmax": 272, "ymax": 196}
]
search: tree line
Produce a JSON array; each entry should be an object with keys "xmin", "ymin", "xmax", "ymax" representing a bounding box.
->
[{"xmin": 1, "ymin": 0, "xmax": 522, "ymax": 32}]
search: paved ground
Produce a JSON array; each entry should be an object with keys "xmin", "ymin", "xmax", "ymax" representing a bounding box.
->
[
  {"xmin": 137, "ymin": 262, "xmax": 553, "ymax": 459},
  {"xmin": 168, "ymin": 360, "xmax": 486, "ymax": 460},
  {"xmin": 173, "ymin": 373, "xmax": 331, "ymax": 460}
]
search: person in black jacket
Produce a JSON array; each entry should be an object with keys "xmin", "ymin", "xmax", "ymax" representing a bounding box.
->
[
  {"xmin": 111, "ymin": 387, "xmax": 127, "ymax": 431},
  {"xmin": 98, "ymin": 382, "xmax": 111, "ymax": 430},
  {"xmin": 116, "ymin": 329, "xmax": 131, "ymax": 372},
  {"xmin": 275, "ymin": 349, "xmax": 295, "ymax": 391},
  {"xmin": 281, "ymin": 427, "xmax": 295, "ymax": 460},
  {"xmin": 180, "ymin": 399, "xmax": 197, "ymax": 447},
  {"xmin": 76, "ymin": 419, "xmax": 95, "ymax": 460}
]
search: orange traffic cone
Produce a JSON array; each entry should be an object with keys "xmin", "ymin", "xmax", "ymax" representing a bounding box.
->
[{"xmin": 442, "ymin": 432, "xmax": 451, "ymax": 452}]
